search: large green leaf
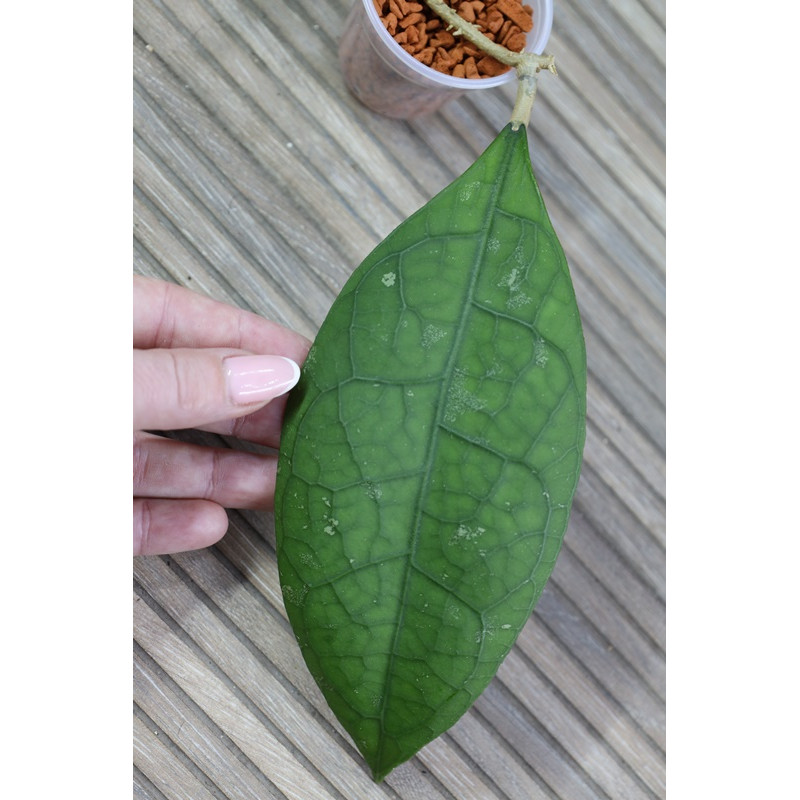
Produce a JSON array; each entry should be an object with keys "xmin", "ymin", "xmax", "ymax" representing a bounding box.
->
[{"xmin": 275, "ymin": 124, "xmax": 586, "ymax": 781}]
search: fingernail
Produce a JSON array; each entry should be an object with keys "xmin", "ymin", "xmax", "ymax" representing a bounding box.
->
[{"xmin": 224, "ymin": 355, "xmax": 300, "ymax": 405}]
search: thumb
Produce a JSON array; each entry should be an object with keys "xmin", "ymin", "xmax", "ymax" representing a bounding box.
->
[{"xmin": 134, "ymin": 348, "xmax": 300, "ymax": 431}]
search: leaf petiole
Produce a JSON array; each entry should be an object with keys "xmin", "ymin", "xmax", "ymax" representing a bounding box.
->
[{"xmin": 509, "ymin": 54, "xmax": 556, "ymax": 130}]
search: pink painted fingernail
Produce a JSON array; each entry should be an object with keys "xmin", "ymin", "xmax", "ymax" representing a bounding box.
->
[{"xmin": 224, "ymin": 355, "xmax": 300, "ymax": 405}]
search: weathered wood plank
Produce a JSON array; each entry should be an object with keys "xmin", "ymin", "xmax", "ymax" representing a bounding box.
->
[
  {"xmin": 134, "ymin": 591, "xmax": 334, "ymax": 799},
  {"xmin": 133, "ymin": 714, "xmax": 223, "ymax": 800}
]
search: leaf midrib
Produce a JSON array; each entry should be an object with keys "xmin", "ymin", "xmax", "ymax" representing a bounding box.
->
[{"xmin": 374, "ymin": 129, "xmax": 519, "ymax": 767}]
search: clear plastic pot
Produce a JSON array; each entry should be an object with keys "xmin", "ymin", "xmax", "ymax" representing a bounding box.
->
[{"xmin": 339, "ymin": 0, "xmax": 553, "ymax": 118}]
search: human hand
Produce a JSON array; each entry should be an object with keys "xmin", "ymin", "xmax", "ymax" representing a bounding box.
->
[{"xmin": 133, "ymin": 276, "xmax": 311, "ymax": 556}]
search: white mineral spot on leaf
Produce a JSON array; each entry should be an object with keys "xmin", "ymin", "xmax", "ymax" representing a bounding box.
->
[
  {"xmin": 282, "ymin": 583, "xmax": 309, "ymax": 607},
  {"xmin": 499, "ymin": 267, "xmax": 518, "ymax": 289},
  {"xmin": 479, "ymin": 617, "xmax": 503, "ymax": 641},
  {"xmin": 450, "ymin": 523, "xmax": 486, "ymax": 544},
  {"xmin": 499, "ymin": 268, "xmax": 532, "ymax": 310},
  {"xmin": 421, "ymin": 324, "xmax": 447, "ymax": 349},
  {"xmin": 381, "ymin": 272, "xmax": 396, "ymax": 287},
  {"xmin": 457, "ymin": 181, "xmax": 481, "ymax": 203},
  {"xmin": 298, "ymin": 552, "xmax": 318, "ymax": 567},
  {"xmin": 508, "ymin": 293, "xmax": 532, "ymax": 310},
  {"xmin": 533, "ymin": 336, "xmax": 548, "ymax": 367},
  {"xmin": 323, "ymin": 516, "xmax": 339, "ymax": 535},
  {"xmin": 444, "ymin": 369, "xmax": 485, "ymax": 423},
  {"xmin": 487, "ymin": 236, "xmax": 500, "ymax": 253},
  {"xmin": 364, "ymin": 481, "xmax": 383, "ymax": 500}
]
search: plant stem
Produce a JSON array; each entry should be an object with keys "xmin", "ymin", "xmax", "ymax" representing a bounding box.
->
[{"xmin": 424, "ymin": 0, "xmax": 556, "ymax": 129}]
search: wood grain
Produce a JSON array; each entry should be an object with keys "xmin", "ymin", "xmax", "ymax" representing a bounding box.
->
[{"xmin": 133, "ymin": 0, "xmax": 665, "ymax": 796}]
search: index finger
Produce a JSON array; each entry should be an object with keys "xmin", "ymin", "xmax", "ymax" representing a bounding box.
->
[{"xmin": 133, "ymin": 275, "xmax": 311, "ymax": 364}]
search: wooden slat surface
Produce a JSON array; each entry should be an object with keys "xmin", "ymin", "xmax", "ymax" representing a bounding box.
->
[{"xmin": 133, "ymin": 0, "xmax": 665, "ymax": 797}]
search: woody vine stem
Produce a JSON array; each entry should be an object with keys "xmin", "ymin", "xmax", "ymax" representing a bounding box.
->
[{"xmin": 424, "ymin": 0, "xmax": 556, "ymax": 129}]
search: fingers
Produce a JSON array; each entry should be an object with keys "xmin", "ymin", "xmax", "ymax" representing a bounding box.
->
[
  {"xmin": 133, "ymin": 497, "xmax": 229, "ymax": 556},
  {"xmin": 133, "ymin": 347, "xmax": 300, "ymax": 432},
  {"xmin": 199, "ymin": 392, "xmax": 289, "ymax": 449},
  {"xmin": 133, "ymin": 275, "xmax": 311, "ymax": 364},
  {"xmin": 134, "ymin": 432, "xmax": 278, "ymax": 510},
  {"xmin": 132, "ymin": 276, "xmax": 310, "ymax": 556},
  {"xmin": 133, "ymin": 430, "xmax": 279, "ymax": 556}
]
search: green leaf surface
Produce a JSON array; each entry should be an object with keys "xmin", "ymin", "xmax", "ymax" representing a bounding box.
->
[{"xmin": 275, "ymin": 124, "xmax": 586, "ymax": 781}]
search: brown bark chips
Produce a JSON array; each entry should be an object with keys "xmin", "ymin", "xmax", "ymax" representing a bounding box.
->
[{"xmin": 372, "ymin": 0, "xmax": 534, "ymax": 78}]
